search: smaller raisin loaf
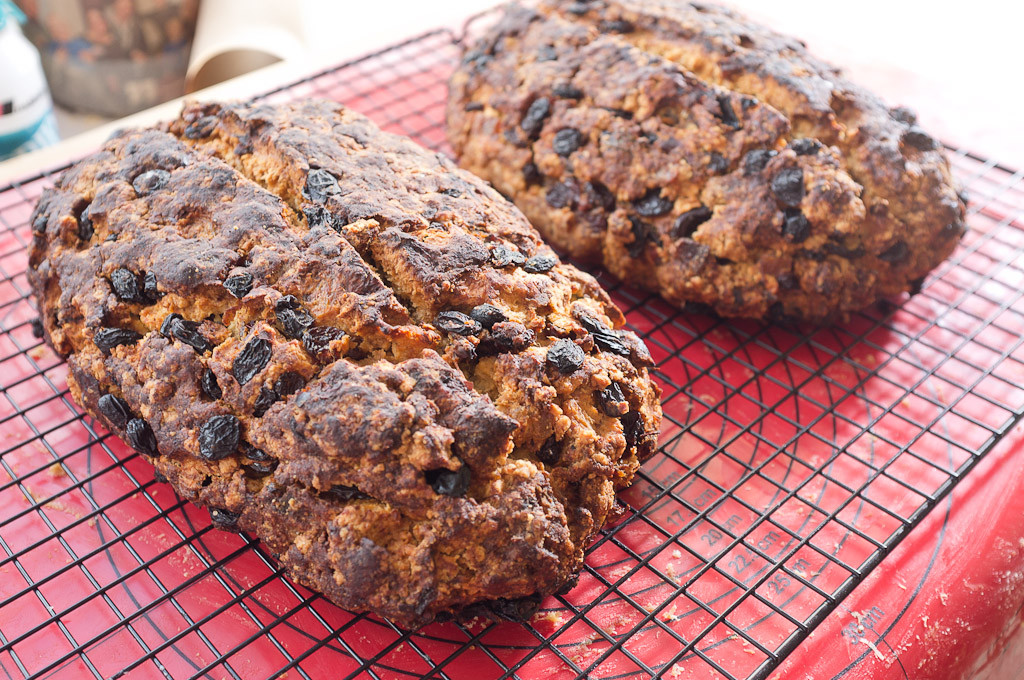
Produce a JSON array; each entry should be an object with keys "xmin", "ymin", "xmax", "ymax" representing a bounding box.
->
[
  {"xmin": 27, "ymin": 99, "xmax": 662, "ymax": 627},
  {"xmin": 448, "ymin": 0, "xmax": 967, "ymax": 322}
]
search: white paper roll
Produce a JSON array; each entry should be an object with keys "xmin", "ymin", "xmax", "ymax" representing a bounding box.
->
[{"xmin": 186, "ymin": 0, "xmax": 304, "ymax": 92}]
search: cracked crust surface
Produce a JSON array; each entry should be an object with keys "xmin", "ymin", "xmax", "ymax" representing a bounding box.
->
[
  {"xmin": 447, "ymin": 0, "xmax": 967, "ymax": 322},
  {"xmin": 27, "ymin": 99, "xmax": 662, "ymax": 628}
]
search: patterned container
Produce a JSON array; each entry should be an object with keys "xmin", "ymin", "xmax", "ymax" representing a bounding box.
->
[{"xmin": 16, "ymin": 0, "xmax": 199, "ymax": 117}]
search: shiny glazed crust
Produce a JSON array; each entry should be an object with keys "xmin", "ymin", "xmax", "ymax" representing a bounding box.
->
[
  {"xmin": 27, "ymin": 99, "xmax": 662, "ymax": 628},
  {"xmin": 447, "ymin": 1, "xmax": 967, "ymax": 322}
]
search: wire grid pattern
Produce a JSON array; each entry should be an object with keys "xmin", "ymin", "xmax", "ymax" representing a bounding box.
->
[{"xmin": 0, "ymin": 27, "xmax": 1022, "ymax": 680}]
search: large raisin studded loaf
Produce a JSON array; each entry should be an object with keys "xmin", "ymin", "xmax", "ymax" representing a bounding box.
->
[
  {"xmin": 27, "ymin": 100, "xmax": 662, "ymax": 627},
  {"xmin": 448, "ymin": 0, "xmax": 967, "ymax": 322}
]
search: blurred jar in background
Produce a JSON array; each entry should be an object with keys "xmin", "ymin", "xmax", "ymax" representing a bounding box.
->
[
  {"xmin": 16, "ymin": 0, "xmax": 199, "ymax": 117},
  {"xmin": 0, "ymin": 0, "xmax": 57, "ymax": 159}
]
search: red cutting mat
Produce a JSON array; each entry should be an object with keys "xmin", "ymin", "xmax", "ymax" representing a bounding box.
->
[{"xmin": 0, "ymin": 27, "xmax": 1023, "ymax": 680}]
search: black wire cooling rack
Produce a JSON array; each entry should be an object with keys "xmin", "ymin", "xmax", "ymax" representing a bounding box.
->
[{"xmin": 1, "ymin": 23, "xmax": 1024, "ymax": 680}]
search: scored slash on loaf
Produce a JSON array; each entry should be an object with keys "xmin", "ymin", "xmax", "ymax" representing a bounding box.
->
[
  {"xmin": 447, "ymin": 0, "xmax": 967, "ymax": 322},
  {"xmin": 27, "ymin": 99, "xmax": 662, "ymax": 627}
]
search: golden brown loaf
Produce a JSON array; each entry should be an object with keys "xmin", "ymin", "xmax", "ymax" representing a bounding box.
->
[
  {"xmin": 27, "ymin": 99, "xmax": 662, "ymax": 627},
  {"xmin": 448, "ymin": 0, "xmax": 967, "ymax": 322}
]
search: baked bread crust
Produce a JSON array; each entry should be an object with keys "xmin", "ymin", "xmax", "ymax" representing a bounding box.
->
[
  {"xmin": 447, "ymin": 1, "xmax": 967, "ymax": 322},
  {"xmin": 27, "ymin": 99, "xmax": 662, "ymax": 627}
]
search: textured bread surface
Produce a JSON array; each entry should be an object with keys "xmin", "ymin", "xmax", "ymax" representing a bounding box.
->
[
  {"xmin": 447, "ymin": 0, "xmax": 967, "ymax": 322},
  {"xmin": 27, "ymin": 99, "xmax": 662, "ymax": 628}
]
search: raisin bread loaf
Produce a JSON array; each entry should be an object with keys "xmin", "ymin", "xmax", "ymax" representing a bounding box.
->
[
  {"xmin": 28, "ymin": 99, "xmax": 662, "ymax": 627},
  {"xmin": 447, "ymin": 1, "xmax": 967, "ymax": 321}
]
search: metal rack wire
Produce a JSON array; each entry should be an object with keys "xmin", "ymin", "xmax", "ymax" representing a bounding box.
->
[{"xmin": 0, "ymin": 23, "xmax": 1023, "ymax": 680}]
